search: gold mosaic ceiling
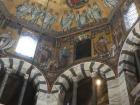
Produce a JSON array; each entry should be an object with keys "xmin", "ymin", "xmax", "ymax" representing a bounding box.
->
[{"xmin": 2, "ymin": 0, "xmax": 117, "ymax": 31}]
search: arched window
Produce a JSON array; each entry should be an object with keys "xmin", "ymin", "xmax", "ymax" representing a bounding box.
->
[{"xmin": 123, "ymin": 3, "xmax": 138, "ymax": 30}]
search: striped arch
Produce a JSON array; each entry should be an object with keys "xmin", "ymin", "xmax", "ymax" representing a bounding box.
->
[
  {"xmin": 0, "ymin": 57, "xmax": 48, "ymax": 105},
  {"xmin": 52, "ymin": 61, "xmax": 115, "ymax": 92},
  {"xmin": 51, "ymin": 61, "xmax": 118, "ymax": 105},
  {"xmin": 118, "ymin": 20, "xmax": 140, "ymax": 105},
  {"xmin": 118, "ymin": 20, "xmax": 140, "ymax": 75}
]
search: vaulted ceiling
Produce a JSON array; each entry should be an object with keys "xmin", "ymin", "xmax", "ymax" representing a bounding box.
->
[{"xmin": 2, "ymin": 0, "xmax": 118, "ymax": 32}]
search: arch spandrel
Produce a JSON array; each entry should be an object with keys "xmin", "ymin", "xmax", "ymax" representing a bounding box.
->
[{"xmin": 51, "ymin": 61, "xmax": 119, "ymax": 105}]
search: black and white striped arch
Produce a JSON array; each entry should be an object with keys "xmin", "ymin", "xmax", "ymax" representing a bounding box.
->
[
  {"xmin": 118, "ymin": 20, "xmax": 140, "ymax": 76},
  {"xmin": 0, "ymin": 57, "xmax": 48, "ymax": 93},
  {"xmin": 52, "ymin": 61, "xmax": 115, "ymax": 93}
]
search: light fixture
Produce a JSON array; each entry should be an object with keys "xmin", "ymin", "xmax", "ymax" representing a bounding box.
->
[
  {"xmin": 15, "ymin": 35, "xmax": 38, "ymax": 58},
  {"xmin": 96, "ymin": 79, "xmax": 102, "ymax": 86}
]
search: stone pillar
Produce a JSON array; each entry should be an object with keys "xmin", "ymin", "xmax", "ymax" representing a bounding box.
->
[
  {"xmin": 91, "ymin": 72, "xmax": 97, "ymax": 105},
  {"xmin": 18, "ymin": 74, "xmax": 29, "ymax": 105},
  {"xmin": 107, "ymin": 78, "xmax": 121, "ymax": 105},
  {"xmin": 119, "ymin": 72, "xmax": 131, "ymax": 105},
  {"xmin": 36, "ymin": 92, "xmax": 47, "ymax": 105},
  {"xmin": 0, "ymin": 68, "xmax": 11, "ymax": 98},
  {"xmin": 71, "ymin": 77, "xmax": 78, "ymax": 105}
]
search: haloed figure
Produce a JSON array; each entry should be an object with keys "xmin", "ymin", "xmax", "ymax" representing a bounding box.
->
[
  {"xmin": 0, "ymin": 32, "xmax": 15, "ymax": 55},
  {"xmin": 59, "ymin": 47, "xmax": 70, "ymax": 67},
  {"xmin": 16, "ymin": 1, "xmax": 31, "ymax": 18},
  {"xmin": 91, "ymin": 3, "xmax": 102, "ymax": 22},
  {"xmin": 75, "ymin": 10, "xmax": 87, "ymax": 28},
  {"xmin": 96, "ymin": 36, "xmax": 109, "ymax": 55},
  {"xmin": 60, "ymin": 10, "xmax": 74, "ymax": 31},
  {"xmin": 43, "ymin": 10, "xmax": 57, "ymax": 30},
  {"xmin": 86, "ymin": 4, "xmax": 95, "ymax": 23},
  {"xmin": 46, "ymin": 12, "xmax": 58, "ymax": 30},
  {"xmin": 30, "ymin": 4, "xmax": 42, "ymax": 24}
]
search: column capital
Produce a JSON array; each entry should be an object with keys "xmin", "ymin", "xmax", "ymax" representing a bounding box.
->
[
  {"xmin": 90, "ymin": 72, "xmax": 97, "ymax": 78},
  {"xmin": 72, "ymin": 76, "xmax": 78, "ymax": 83},
  {"xmin": 72, "ymin": 76, "xmax": 78, "ymax": 88}
]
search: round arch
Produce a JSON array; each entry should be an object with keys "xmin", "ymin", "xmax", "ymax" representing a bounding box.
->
[
  {"xmin": 118, "ymin": 19, "xmax": 140, "ymax": 105},
  {"xmin": 0, "ymin": 57, "xmax": 48, "ymax": 105},
  {"xmin": 118, "ymin": 20, "xmax": 140, "ymax": 75},
  {"xmin": 51, "ymin": 61, "xmax": 118, "ymax": 105}
]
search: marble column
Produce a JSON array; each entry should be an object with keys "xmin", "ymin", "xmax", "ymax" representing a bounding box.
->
[
  {"xmin": 58, "ymin": 88, "xmax": 65, "ymax": 105},
  {"xmin": 119, "ymin": 72, "xmax": 131, "ymax": 105},
  {"xmin": 18, "ymin": 74, "xmax": 29, "ymax": 105},
  {"xmin": 71, "ymin": 77, "xmax": 78, "ymax": 105},
  {"xmin": 0, "ymin": 68, "xmax": 11, "ymax": 98},
  {"xmin": 107, "ymin": 78, "xmax": 121, "ymax": 105},
  {"xmin": 91, "ymin": 72, "xmax": 97, "ymax": 105}
]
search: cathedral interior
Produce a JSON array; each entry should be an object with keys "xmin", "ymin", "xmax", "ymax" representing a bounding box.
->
[{"xmin": 0, "ymin": 0, "xmax": 140, "ymax": 105}]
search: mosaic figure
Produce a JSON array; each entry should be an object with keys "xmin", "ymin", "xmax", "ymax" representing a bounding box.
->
[
  {"xmin": 47, "ymin": 14, "xmax": 57, "ymax": 30},
  {"xmin": 43, "ymin": 10, "xmax": 57, "ymax": 30},
  {"xmin": 75, "ymin": 11, "xmax": 87, "ymax": 28},
  {"xmin": 80, "ymin": 10, "xmax": 87, "ymax": 25},
  {"xmin": 60, "ymin": 11, "xmax": 74, "ymax": 31},
  {"xmin": 0, "ymin": 32, "xmax": 15, "ymax": 54},
  {"xmin": 86, "ymin": 4, "xmax": 95, "ymax": 22},
  {"xmin": 30, "ymin": 4, "xmax": 42, "ymax": 24},
  {"xmin": 59, "ymin": 47, "xmax": 70, "ymax": 66},
  {"xmin": 46, "ymin": 14, "xmax": 57, "ymax": 30},
  {"xmin": 35, "ymin": 42, "xmax": 52, "ymax": 67},
  {"xmin": 95, "ymin": 36, "xmax": 109, "ymax": 55},
  {"xmin": 104, "ymin": 0, "xmax": 118, "ymax": 8},
  {"xmin": 91, "ymin": 3, "xmax": 102, "ymax": 22},
  {"xmin": 75, "ymin": 11, "xmax": 80, "ymax": 28},
  {"xmin": 40, "ymin": 8, "xmax": 48, "ymax": 27},
  {"xmin": 16, "ymin": 1, "xmax": 31, "ymax": 18},
  {"xmin": 43, "ymin": 10, "xmax": 50, "ymax": 26}
]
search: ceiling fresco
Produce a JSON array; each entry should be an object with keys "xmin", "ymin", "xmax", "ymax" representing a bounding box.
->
[{"xmin": 2, "ymin": 0, "xmax": 118, "ymax": 32}]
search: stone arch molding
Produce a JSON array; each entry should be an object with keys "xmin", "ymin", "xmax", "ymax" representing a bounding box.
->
[
  {"xmin": 51, "ymin": 61, "xmax": 120, "ymax": 105},
  {"xmin": 118, "ymin": 20, "xmax": 140, "ymax": 75},
  {"xmin": 0, "ymin": 57, "xmax": 48, "ymax": 105},
  {"xmin": 118, "ymin": 19, "xmax": 140, "ymax": 105}
]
